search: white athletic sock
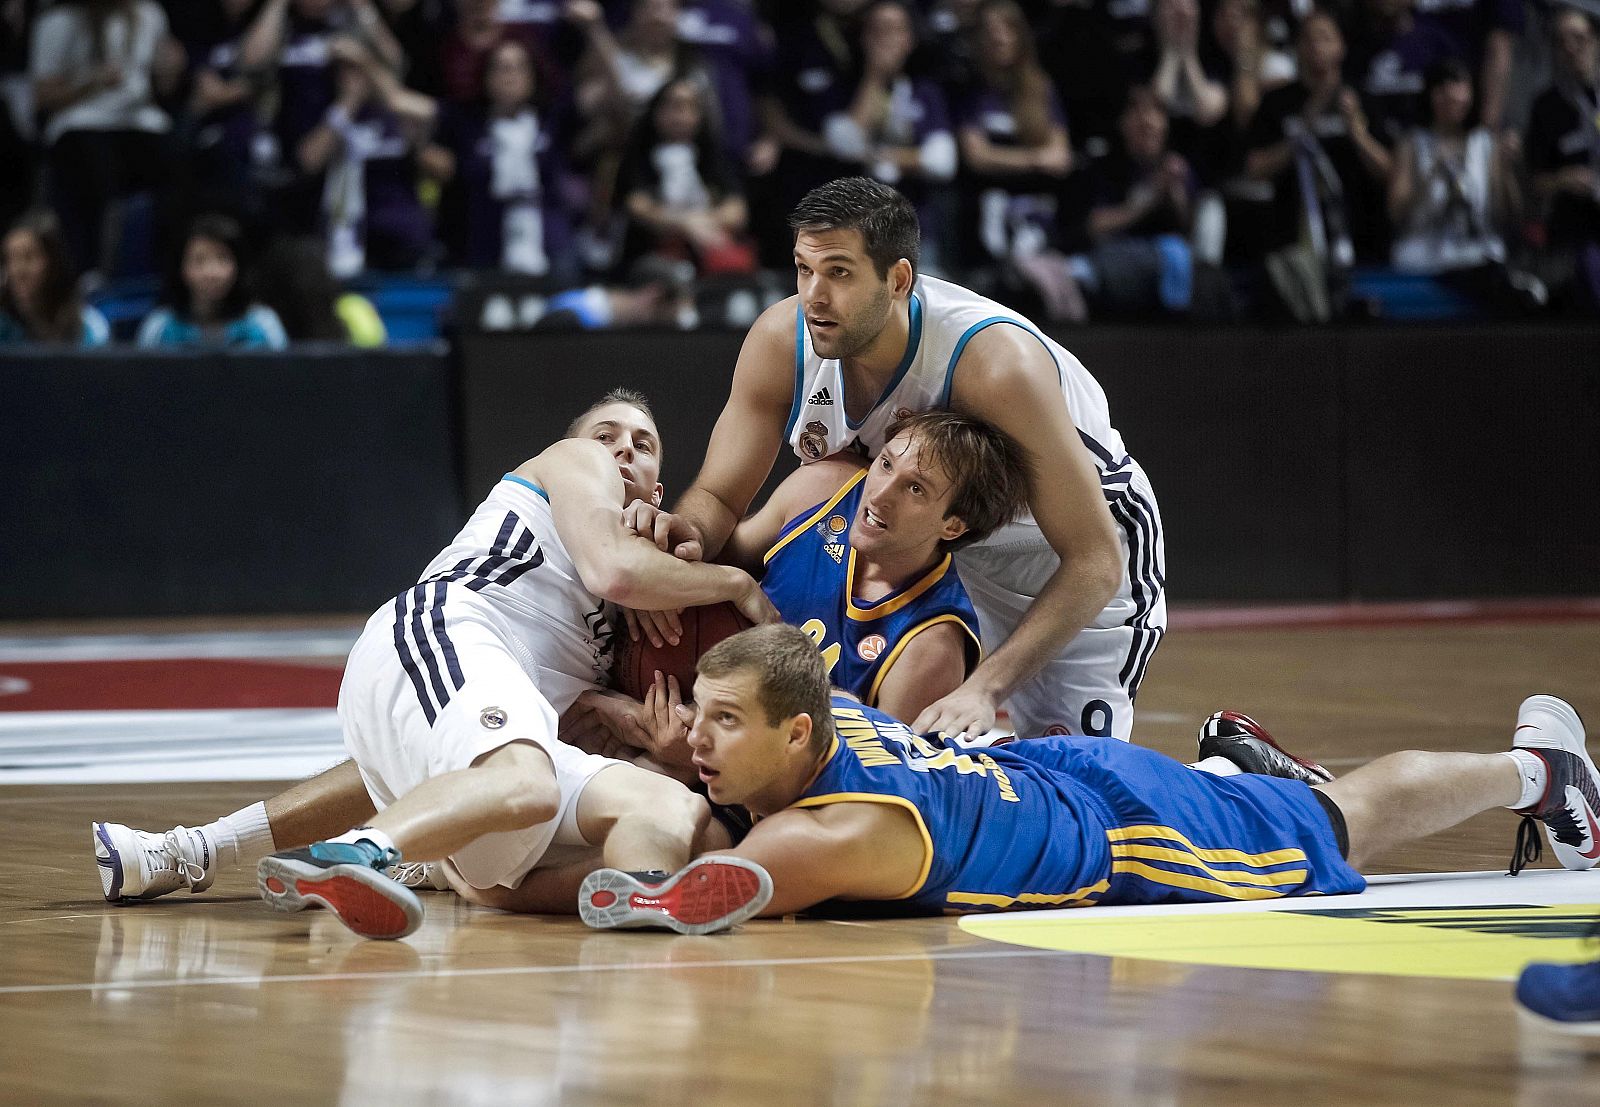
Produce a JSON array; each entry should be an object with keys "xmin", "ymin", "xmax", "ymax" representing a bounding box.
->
[
  {"xmin": 1190, "ymin": 756, "xmax": 1244, "ymax": 777},
  {"xmin": 201, "ymin": 802, "xmax": 275, "ymax": 869},
  {"xmin": 329, "ymin": 826, "xmax": 399, "ymax": 858},
  {"xmin": 1501, "ymin": 749, "xmax": 1549, "ymax": 811}
]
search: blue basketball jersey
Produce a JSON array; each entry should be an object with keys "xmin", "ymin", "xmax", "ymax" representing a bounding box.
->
[
  {"xmin": 795, "ymin": 698, "xmax": 1365, "ymax": 914},
  {"xmin": 761, "ymin": 470, "xmax": 981, "ymax": 706}
]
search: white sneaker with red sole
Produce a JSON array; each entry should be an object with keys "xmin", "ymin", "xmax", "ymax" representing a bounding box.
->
[{"xmin": 579, "ymin": 856, "xmax": 772, "ymax": 934}]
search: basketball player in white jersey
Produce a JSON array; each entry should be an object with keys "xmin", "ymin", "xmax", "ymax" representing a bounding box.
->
[
  {"xmin": 93, "ymin": 390, "xmax": 778, "ymax": 939},
  {"xmin": 628, "ymin": 177, "xmax": 1166, "ymax": 743}
]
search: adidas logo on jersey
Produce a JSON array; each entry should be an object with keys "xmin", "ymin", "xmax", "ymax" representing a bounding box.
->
[
  {"xmin": 807, "ymin": 388, "xmax": 834, "ymax": 407},
  {"xmin": 824, "ymin": 542, "xmax": 845, "ymax": 564}
]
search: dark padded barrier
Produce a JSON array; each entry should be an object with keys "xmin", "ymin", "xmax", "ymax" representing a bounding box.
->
[
  {"xmin": 458, "ymin": 328, "xmax": 799, "ymax": 506},
  {"xmin": 462, "ymin": 324, "xmax": 1600, "ymax": 602},
  {"xmin": 2, "ymin": 346, "xmax": 461, "ymax": 619}
]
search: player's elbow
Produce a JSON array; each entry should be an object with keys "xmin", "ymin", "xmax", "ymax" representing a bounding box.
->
[
  {"xmin": 1085, "ymin": 544, "xmax": 1124, "ymax": 605},
  {"xmin": 587, "ymin": 560, "xmax": 648, "ymax": 609}
]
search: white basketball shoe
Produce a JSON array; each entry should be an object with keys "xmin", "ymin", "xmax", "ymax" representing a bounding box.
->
[
  {"xmin": 1510, "ymin": 696, "xmax": 1600, "ymax": 873},
  {"xmin": 93, "ymin": 822, "xmax": 217, "ymax": 901}
]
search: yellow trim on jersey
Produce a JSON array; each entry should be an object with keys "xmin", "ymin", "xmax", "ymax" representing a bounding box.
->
[
  {"xmin": 763, "ymin": 470, "xmax": 868, "ymax": 566},
  {"xmin": 1111, "ymin": 845, "xmax": 1310, "ymax": 886},
  {"xmin": 1106, "ymin": 824, "xmax": 1308, "ymax": 868},
  {"xmin": 845, "ymin": 549, "xmax": 956, "ymax": 622},
  {"xmin": 789, "ymin": 792, "xmax": 934, "ymax": 899},
  {"xmin": 1111, "ymin": 859, "xmax": 1308, "ymax": 900},
  {"xmin": 865, "ymin": 613, "xmax": 983, "ymax": 706},
  {"xmin": 945, "ymin": 880, "xmax": 1110, "ymax": 910}
]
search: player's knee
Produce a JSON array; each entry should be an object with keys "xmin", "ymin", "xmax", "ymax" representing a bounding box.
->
[{"xmin": 484, "ymin": 745, "xmax": 561, "ymax": 828}]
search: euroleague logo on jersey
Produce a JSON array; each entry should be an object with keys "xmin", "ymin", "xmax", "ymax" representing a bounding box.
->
[{"xmin": 857, "ymin": 635, "xmax": 887, "ymax": 661}]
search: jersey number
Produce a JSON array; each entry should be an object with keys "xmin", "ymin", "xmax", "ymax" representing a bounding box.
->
[{"xmin": 800, "ymin": 619, "xmax": 842, "ymax": 675}]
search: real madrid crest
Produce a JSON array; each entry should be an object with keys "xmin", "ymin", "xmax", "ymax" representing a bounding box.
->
[
  {"xmin": 799, "ymin": 419, "xmax": 829, "ymax": 461},
  {"xmin": 480, "ymin": 707, "xmax": 508, "ymax": 729}
]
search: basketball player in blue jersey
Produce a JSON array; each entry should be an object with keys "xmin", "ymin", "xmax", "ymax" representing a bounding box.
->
[
  {"xmin": 623, "ymin": 176, "xmax": 1164, "ymax": 744},
  {"xmin": 92, "ymin": 390, "xmax": 778, "ymax": 939},
  {"xmin": 586, "ymin": 411, "xmax": 1030, "ymax": 769},
  {"xmin": 580, "ymin": 624, "xmax": 1600, "ymax": 925}
]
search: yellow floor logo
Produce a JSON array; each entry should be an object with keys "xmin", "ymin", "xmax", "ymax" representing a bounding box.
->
[{"xmin": 962, "ymin": 892, "xmax": 1600, "ymax": 981}]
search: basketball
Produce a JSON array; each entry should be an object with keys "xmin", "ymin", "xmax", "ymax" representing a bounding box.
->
[{"xmin": 612, "ymin": 601, "xmax": 753, "ymax": 700}]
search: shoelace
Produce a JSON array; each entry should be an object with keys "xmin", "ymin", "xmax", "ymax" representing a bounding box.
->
[
  {"xmin": 163, "ymin": 830, "xmax": 206, "ymax": 888},
  {"xmin": 1509, "ymin": 815, "xmax": 1543, "ymax": 876},
  {"xmin": 388, "ymin": 862, "xmax": 432, "ymax": 888}
]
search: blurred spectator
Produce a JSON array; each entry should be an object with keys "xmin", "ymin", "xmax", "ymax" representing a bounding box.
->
[
  {"xmin": 924, "ymin": 0, "xmax": 982, "ymax": 89},
  {"xmin": 238, "ymin": 0, "xmax": 405, "ymax": 232},
  {"xmin": 1243, "ymin": 8, "xmax": 1394, "ymax": 317},
  {"xmin": 1413, "ymin": 0, "xmax": 1523, "ymax": 130},
  {"xmin": 1037, "ymin": 0, "xmax": 1155, "ymax": 154},
  {"xmin": 1089, "ymin": 84, "xmax": 1198, "ymax": 243},
  {"xmin": 955, "ymin": 0, "xmax": 1074, "ymax": 267},
  {"xmin": 1203, "ymin": 0, "xmax": 1296, "ymax": 133},
  {"xmin": 1388, "ymin": 57, "xmax": 1541, "ymax": 311},
  {"xmin": 615, "ymin": 75, "xmax": 753, "ymax": 274},
  {"xmin": 820, "ymin": 1, "xmax": 957, "ymax": 266},
  {"xmin": 438, "ymin": 0, "xmax": 558, "ymax": 107},
  {"xmin": 762, "ymin": 0, "xmax": 868, "ymax": 215},
  {"xmin": 136, "ymin": 213, "xmax": 288, "ymax": 347},
  {"xmin": 424, "ymin": 39, "xmax": 575, "ymax": 276},
  {"xmin": 297, "ymin": 38, "xmax": 434, "ymax": 275},
  {"xmin": 566, "ymin": 0, "xmax": 712, "ymax": 263},
  {"xmin": 676, "ymin": 0, "xmax": 774, "ymax": 164},
  {"xmin": 254, "ymin": 234, "xmax": 387, "ymax": 343},
  {"xmin": 1025, "ymin": 83, "xmax": 1219, "ymax": 321},
  {"xmin": 30, "ymin": 0, "xmax": 186, "ymax": 277},
  {"xmin": 1146, "ymin": 0, "xmax": 1228, "ymax": 168},
  {"xmin": 1528, "ymin": 6, "xmax": 1600, "ymax": 313},
  {"xmin": 178, "ymin": 0, "xmax": 269, "ymax": 223},
  {"xmin": 0, "ymin": 209, "xmax": 111, "ymax": 344},
  {"xmin": 377, "ymin": 0, "xmax": 453, "ymax": 99},
  {"xmin": 1346, "ymin": 0, "xmax": 1461, "ymax": 148},
  {"xmin": 0, "ymin": 0, "xmax": 39, "ymax": 237}
]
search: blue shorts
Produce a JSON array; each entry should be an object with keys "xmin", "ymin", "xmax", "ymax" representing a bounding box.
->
[{"xmin": 1019, "ymin": 737, "xmax": 1366, "ymax": 905}]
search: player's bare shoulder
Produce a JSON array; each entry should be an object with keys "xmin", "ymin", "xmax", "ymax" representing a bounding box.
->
[{"xmin": 733, "ymin": 296, "xmax": 801, "ymax": 383}]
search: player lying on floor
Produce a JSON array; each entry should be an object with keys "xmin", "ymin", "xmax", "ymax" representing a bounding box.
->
[
  {"xmin": 96, "ymin": 390, "xmax": 777, "ymax": 939},
  {"xmin": 87, "ymin": 409, "xmax": 1059, "ymax": 912},
  {"xmin": 579, "ymin": 624, "xmax": 1600, "ymax": 927}
]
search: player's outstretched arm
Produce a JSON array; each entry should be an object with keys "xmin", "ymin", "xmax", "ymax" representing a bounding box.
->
[
  {"xmin": 920, "ymin": 326, "xmax": 1124, "ymax": 736},
  {"xmin": 721, "ymin": 455, "xmax": 867, "ymax": 572},
  {"xmin": 532, "ymin": 439, "xmax": 778, "ymax": 624},
  {"xmin": 713, "ymin": 801, "xmax": 925, "ymax": 917},
  {"xmin": 664, "ymin": 299, "xmax": 798, "ymax": 560}
]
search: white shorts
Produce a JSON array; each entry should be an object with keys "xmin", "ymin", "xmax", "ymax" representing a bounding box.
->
[
  {"xmin": 338, "ymin": 605, "xmax": 619, "ymax": 889},
  {"xmin": 955, "ymin": 463, "xmax": 1166, "ymax": 742}
]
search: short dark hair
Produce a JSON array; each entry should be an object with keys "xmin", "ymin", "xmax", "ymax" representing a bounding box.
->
[
  {"xmin": 1421, "ymin": 57, "xmax": 1477, "ymax": 127},
  {"xmin": 884, "ymin": 411, "xmax": 1031, "ymax": 553},
  {"xmin": 565, "ymin": 388, "xmax": 657, "ymax": 437},
  {"xmin": 788, "ymin": 177, "xmax": 920, "ymax": 281},
  {"xmin": 698, "ymin": 624, "xmax": 834, "ymax": 754}
]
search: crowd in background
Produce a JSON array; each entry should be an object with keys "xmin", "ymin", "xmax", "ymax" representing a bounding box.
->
[{"xmin": 0, "ymin": 0, "xmax": 1598, "ymax": 344}]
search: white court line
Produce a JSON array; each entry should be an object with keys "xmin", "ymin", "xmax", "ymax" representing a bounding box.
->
[{"xmin": 0, "ymin": 944, "xmax": 1070, "ymax": 997}]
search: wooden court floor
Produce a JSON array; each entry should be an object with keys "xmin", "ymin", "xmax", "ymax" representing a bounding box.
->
[{"xmin": 4, "ymin": 617, "xmax": 1600, "ymax": 1105}]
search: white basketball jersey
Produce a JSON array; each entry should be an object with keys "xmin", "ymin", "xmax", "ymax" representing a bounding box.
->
[
  {"xmin": 784, "ymin": 275, "xmax": 1131, "ymax": 479},
  {"xmin": 403, "ymin": 475, "xmax": 611, "ymax": 714}
]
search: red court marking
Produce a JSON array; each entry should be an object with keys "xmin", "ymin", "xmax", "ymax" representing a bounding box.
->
[
  {"xmin": 0, "ymin": 659, "xmax": 344, "ymax": 712},
  {"xmin": 1172, "ymin": 598, "xmax": 1600, "ymax": 632}
]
